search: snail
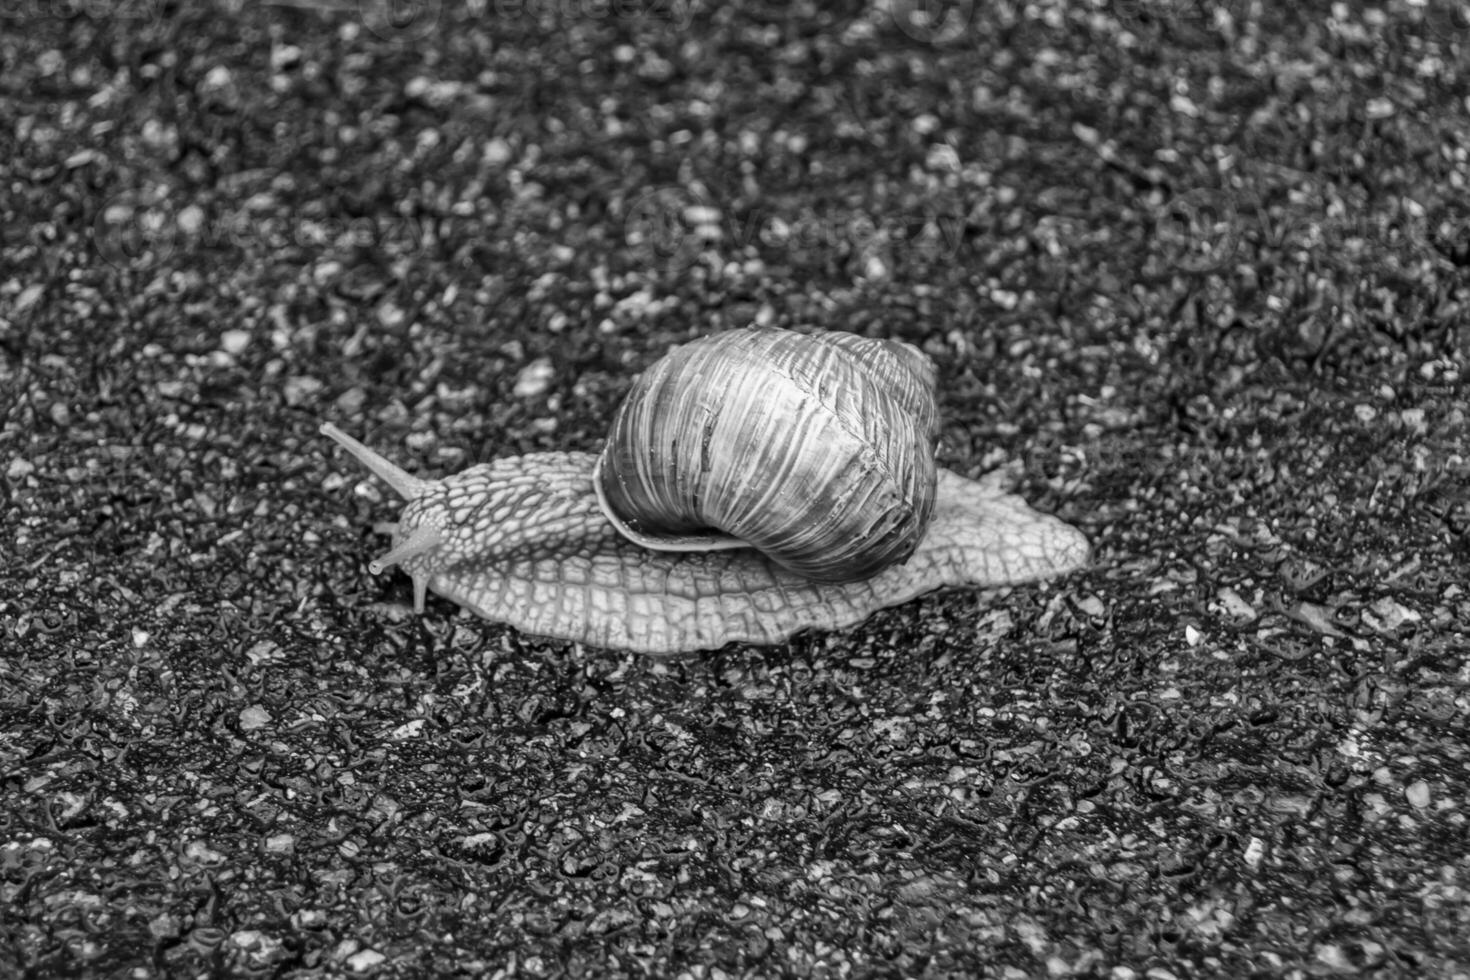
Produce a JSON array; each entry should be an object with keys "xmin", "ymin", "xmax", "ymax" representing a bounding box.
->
[{"xmin": 321, "ymin": 328, "xmax": 1090, "ymax": 655}]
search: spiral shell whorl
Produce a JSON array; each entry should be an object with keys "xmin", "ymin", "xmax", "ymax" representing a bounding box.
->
[{"xmin": 594, "ymin": 329, "xmax": 940, "ymax": 583}]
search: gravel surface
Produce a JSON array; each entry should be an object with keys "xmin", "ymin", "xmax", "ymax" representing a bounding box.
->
[{"xmin": 2, "ymin": 1, "xmax": 1468, "ymax": 977}]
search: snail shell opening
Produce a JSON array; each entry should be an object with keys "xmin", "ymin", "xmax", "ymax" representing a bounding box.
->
[{"xmin": 593, "ymin": 328, "xmax": 941, "ymax": 584}]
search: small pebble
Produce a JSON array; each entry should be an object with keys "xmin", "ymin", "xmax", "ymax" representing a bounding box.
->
[
  {"xmin": 1405, "ymin": 780, "xmax": 1430, "ymax": 810},
  {"xmin": 1243, "ymin": 836, "xmax": 1265, "ymax": 869},
  {"xmin": 239, "ymin": 705, "xmax": 272, "ymax": 731},
  {"xmin": 220, "ymin": 329, "xmax": 251, "ymax": 355},
  {"xmin": 14, "ymin": 283, "xmax": 44, "ymax": 313},
  {"xmin": 1213, "ymin": 587, "xmax": 1256, "ymax": 622},
  {"xmin": 1073, "ymin": 594, "xmax": 1107, "ymax": 619},
  {"xmin": 202, "ymin": 65, "xmax": 233, "ymax": 90},
  {"xmin": 483, "ymin": 138, "xmax": 512, "ymax": 166},
  {"xmin": 178, "ymin": 204, "xmax": 206, "ymax": 235},
  {"xmin": 513, "ymin": 357, "xmax": 555, "ymax": 398},
  {"xmin": 347, "ymin": 949, "xmax": 385, "ymax": 972},
  {"xmin": 1363, "ymin": 597, "xmax": 1420, "ymax": 633}
]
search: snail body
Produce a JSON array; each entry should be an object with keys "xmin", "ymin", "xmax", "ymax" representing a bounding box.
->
[{"xmin": 322, "ymin": 329, "xmax": 1090, "ymax": 654}]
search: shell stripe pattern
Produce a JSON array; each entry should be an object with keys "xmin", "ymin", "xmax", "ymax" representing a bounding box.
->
[{"xmin": 595, "ymin": 330, "xmax": 940, "ymax": 582}]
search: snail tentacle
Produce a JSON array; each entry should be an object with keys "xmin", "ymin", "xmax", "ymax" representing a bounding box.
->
[
  {"xmin": 320, "ymin": 422, "xmax": 431, "ymax": 501},
  {"xmin": 368, "ymin": 523, "xmax": 444, "ymax": 612},
  {"xmin": 370, "ymin": 524, "xmax": 444, "ymax": 574}
]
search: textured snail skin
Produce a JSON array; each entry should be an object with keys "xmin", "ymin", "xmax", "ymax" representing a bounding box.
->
[{"xmin": 322, "ymin": 424, "xmax": 1091, "ymax": 655}]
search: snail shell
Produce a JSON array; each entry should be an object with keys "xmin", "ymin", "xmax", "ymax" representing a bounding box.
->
[{"xmin": 592, "ymin": 329, "xmax": 940, "ymax": 583}]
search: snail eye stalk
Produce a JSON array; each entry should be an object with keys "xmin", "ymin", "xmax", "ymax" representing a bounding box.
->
[
  {"xmin": 320, "ymin": 421, "xmax": 431, "ymax": 501},
  {"xmin": 369, "ymin": 524, "xmax": 443, "ymax": 576}
]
